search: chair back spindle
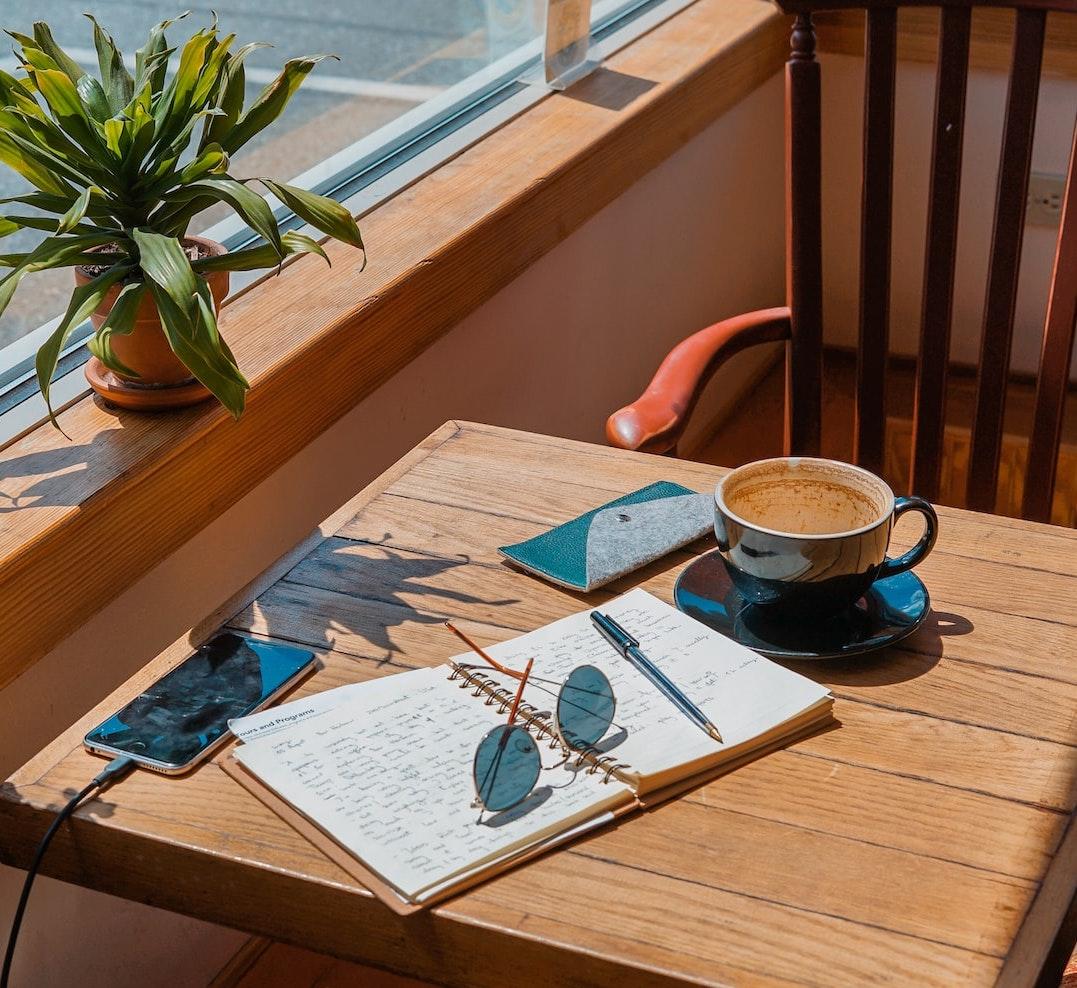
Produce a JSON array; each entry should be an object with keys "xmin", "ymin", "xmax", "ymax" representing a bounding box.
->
[
  {"xmin": 910, "ymin": 5, "xmax": 972, "ymax": 502},
  {"xmin": 855, "ymin": 5, "xmax": 899, "ymax": 476},
  {"xmin": 1024, "ymin": 120, "xmax": 1077, "ymax": 522},
  {"xmin": 776, "ymin": 0, "xmax": 1074, "ymax": 522},
  {"xmin": 785, "ymin": 13, "xmax": 824, "ymax": 456},
  {"xmin": 966, "ymin": 8, "xmax": 1047, "ymax": 512}
]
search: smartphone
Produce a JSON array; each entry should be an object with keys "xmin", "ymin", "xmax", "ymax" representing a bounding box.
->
[{"xmin": 84, "ymin": 633, "xmax": 316, "ymax": 775}]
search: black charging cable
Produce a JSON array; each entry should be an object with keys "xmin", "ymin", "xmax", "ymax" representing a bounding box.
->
[{"xmin": 1, "ymin": 756, "xmax": 135, "ymax": 988}]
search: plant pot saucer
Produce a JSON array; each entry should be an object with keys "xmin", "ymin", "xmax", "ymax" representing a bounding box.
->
[{"xmin": 85, "ymin": 357, "xmax": 212, "ymax": 411}]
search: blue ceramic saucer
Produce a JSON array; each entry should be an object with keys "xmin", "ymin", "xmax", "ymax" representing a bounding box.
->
[{"xmin": 673, "ymin": 549, "xmax": 930, "ymax": 660}]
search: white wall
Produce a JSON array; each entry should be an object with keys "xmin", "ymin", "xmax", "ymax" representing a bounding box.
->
[
  {"xmin": 820, "ymin": 52, "xmax": 1077, "ymax": 375},
  {"xmin": 0, "ymin": 73, "xmax": 786, "ymax": 987}
]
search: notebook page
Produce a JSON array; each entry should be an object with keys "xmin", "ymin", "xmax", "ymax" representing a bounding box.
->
[
  {"xmin": 233, "ymin": 665, "xmax": 632, "ymax": 900},
  {"xmin": 413, "ymin": 810, "xmax": 616, "ymax": 904},
  {"xmin": 461, "ymin": 588, "xmax": 831, "ymax": 785},
  {"xmin": 231, "ymin": 678, "xmax": 380, "ymax": 742}
]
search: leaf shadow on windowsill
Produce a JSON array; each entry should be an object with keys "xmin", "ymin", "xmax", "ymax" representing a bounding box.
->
[
  {"xmin": 0, "ymin": 400, "xmax": 214, "ymax": 515},
  {"xmin": 0, "ymin": 433, "xmax": 103, "ymax": 513}
]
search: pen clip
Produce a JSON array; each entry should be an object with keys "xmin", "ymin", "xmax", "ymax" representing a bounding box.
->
[{"xmin": 590, "ymin": 611, "xmax": 639, "ymax": 651}]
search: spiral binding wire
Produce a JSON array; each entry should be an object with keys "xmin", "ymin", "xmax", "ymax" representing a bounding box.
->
[{"xmin": 449, "ymin": 664, "xmax": 631, "ymax": 785}]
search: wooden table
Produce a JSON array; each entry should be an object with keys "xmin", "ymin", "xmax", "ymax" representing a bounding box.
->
[{"xmin": 3, "ymin": 422, "xmax": 1076, "ymax": 987}]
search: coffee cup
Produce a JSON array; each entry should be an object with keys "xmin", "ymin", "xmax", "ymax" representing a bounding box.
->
[{"xmin": 713, "ymin": 457, "xmax": 938, "ymax": 619}]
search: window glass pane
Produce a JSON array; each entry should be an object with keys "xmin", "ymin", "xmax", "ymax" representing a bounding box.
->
[
  {"xmin": 0, "ymin": 1, "xmax": 551, "ymax": 349},
  {"xmin": 0, "ymin": 0, "xmax": 648, "ymax": 354}
]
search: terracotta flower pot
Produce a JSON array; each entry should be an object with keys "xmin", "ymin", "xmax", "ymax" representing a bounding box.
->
[{"xmin": 78, "ymin": 235, "xmax": 230, "ymax": 411}]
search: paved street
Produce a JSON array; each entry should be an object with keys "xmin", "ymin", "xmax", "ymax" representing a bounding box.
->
[{"xmin": 0, "ymin": 0, "xmax": 544, "ymax": 344}]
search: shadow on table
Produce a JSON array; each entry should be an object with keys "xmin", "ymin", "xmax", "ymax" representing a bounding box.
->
[
  {"xmin": 782, "ymin": 608, "xmax": 974, "ymax": 687},
  {"xmin": 260, "ymin": 538, "xmax": 521, "ymax": 663},
  {"xmin": 1, "ymin": 781, "xmax": 124, "ymax": 820}
]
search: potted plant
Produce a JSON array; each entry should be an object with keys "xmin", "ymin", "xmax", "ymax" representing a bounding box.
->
[{"xmin": 0, "ymin": 13, "xmax": 364, "ymax": 427}]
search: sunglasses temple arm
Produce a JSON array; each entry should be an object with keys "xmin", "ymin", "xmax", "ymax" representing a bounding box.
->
[
  {"xmin": 507, "ymin": 658, "xmax": 534, "ymax": 726},
  {"xmin": 445, "ymin": 621, "xmax": 524, "ymax": 680}
]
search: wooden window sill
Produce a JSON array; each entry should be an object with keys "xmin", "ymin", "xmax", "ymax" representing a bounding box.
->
[{"xmin": 0, "ymin": 0, "xmax": 788, "ymax": 685}]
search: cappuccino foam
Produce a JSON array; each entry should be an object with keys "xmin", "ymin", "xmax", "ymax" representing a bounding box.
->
[{"xmin": 721, "ymin": 460, "xmax": 891, "ymax": 536}]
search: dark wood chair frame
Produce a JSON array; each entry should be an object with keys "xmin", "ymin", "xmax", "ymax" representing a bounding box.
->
[{"xmin": 606, "ymin": 0, "xmax": 1077, "ymax": 523}]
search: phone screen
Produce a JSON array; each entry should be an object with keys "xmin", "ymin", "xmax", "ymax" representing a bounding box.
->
[{"xmin": 85, "ymin": 633, "xmax": 314, "ymax": 768}]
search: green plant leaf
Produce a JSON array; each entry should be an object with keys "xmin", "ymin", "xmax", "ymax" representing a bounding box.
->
[
  {"xmin": 278, "ymin": 231, "xmax": 330, "ymax": 264},
  {"xmin": 200, "ymin": 42, "xmax": 269, "ymax": 152},
  {"xmin": 2, "ymin": 129, "xmax": 101, "ymax": 192},
  {"xmin": 29, "ymin": 22, "xmax": 86, "ymax": 82},
  {"xmin": 125, "ymin": 84, "xmax": 158, "ymax": 176},
  {"xmin": 189, "ymin": 243, "xmax": 279, "ymax": 273},
  {"xmin": 190, "ymin": 33, "xmax": 235, "ymax": 110},
  {"xmin": 191, "ymin": 229, "xmax": 330, "ymax": 273},
  {"xmin": 15, "ymin": 45, "xmax": 60, "ymax": 73},
  {"xmin": 222, "ymin": 55, "xmax": 335, "ymax": 154},
  {"xmin": 152, "ymin": 29, "xmax": 214, "ymax": 143},
  {"xmin": 134, "ymin": 12, "xmax": 188, "ymax": 90},
  {"xmin": 24, "ymin": 66, "xmax": 105, "ymax": 155},
  {"xmin": 103, "ymin": 116, "xmax": 125, "ymax": 156},
  {"xmin": 0, "ymin": 107, "xmax": 106, "ymax": 184},
  {"xmin": 162, "ymin": 177, "xmax": 283, "ymax": 254},
  {"xmin": 143, "ymin": 107, "xmax": 224, "ymax": 180},
  {"xmin": 0, "ymin": 191, "xmax": 122, "ymax": 227},
  {"xmin": 174, "ymin": 145, "xmax": 229, "ymax": 186},
  {"xmin": 36, "ymin": 261, "xmax": 132, "ymax": 430},
  {"xmin": 260, "ymin": 180, "xmax": 364, "ymax": 250},
  {"xmin": 0, "ymin": 233, "xmax": 117, "ymax": 311},
  {"xmin": 56, "ymin": 185, "xmax": 102, "ymax": 234},
  {"xmin": 0, "ymin": 248, "xmax": 110, "ymax": 269},
  {"xmin": 88, "ymin": 280, "xmax": 143, "ymax": 377},
  {"xmin": 0, "ymin": 69, "xmax": 46, "ymax": 119},
  {"xmin": 76, "ymin": 75, "xmax": 112, "ymax": 122},
  {"xmin": 130, "ymin": 227, "xmax": 197, "ymax": 311},
  {"xmin": 148, "ymin": 278, "xmax": 248, "ymax": 418},
  {"xmin": 84, "ymin": 14, "xmax": 134, "ymax": 113},
  {"xmin": 0, "ymin": 130, "xmax": 73, "ymax": 195},
  {"xmin": 131, "ymin": 226, "xmax": 247, "ymax": 414},
  {"xmin": 0, "ymin": 214, "xmax": 111, "ymax": 238}
]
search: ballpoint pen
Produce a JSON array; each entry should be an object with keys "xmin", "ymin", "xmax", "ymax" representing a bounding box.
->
[{"xmin": 590, "ymin": 611, "xmax": 723, "ymax": 743}]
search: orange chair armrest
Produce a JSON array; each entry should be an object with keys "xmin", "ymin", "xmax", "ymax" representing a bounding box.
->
[{"xmin": 606, "ymin": 307, "xmax": 791, "ymax": 453}]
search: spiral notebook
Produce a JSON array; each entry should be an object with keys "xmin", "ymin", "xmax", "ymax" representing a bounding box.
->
[{"xmin": 222, "ymin": 589, "xmax": 833, "ymax": 914}]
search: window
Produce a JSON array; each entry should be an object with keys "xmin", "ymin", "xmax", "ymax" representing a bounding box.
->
[{"xmin": 0, "ymin": 0, "xmax": 686, "ymax": 431}]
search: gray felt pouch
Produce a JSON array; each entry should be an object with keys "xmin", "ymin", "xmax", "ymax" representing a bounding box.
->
[{"xmin": 498, "ymin": 481, "xmax": 713, "ymax": 591}]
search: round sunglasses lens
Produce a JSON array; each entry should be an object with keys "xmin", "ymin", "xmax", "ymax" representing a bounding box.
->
[
  {"xmin": 473, "ymin": 724, "xmax": 541, "ymax": 812},
  {"xmin": 557, "ymin": 665, "xmax": 615, "ymax": 748}
]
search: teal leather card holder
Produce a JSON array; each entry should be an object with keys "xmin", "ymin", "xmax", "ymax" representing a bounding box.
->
[{"xmin": 498, "ymin": 481, "xmax": 713, "ymax": 591}]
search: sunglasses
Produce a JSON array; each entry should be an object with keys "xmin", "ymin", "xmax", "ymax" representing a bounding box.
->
[{"xmin": 446, "ymin": 622, "xmax": 617, "ymax": 814}]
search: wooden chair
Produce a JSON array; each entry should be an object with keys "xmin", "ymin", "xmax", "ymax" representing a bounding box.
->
[{"xmin": 606, "ymin": 0, "xmax": 1077, "ymax": 523}]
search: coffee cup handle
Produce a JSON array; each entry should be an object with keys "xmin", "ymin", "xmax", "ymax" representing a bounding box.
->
[{"xmin": 877, "ymin": 496, "xmax": 939, "ymax": 579}]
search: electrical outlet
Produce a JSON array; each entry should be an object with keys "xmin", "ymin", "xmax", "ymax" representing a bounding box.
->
[{"xmin": 1027, "ymin": 172, "xmax": 1066, "ymax": 227}]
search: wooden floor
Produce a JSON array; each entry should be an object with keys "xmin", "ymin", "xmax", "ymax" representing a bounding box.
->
[
  {"xmin": 212, "ymin": 938, "xmax": 434, "ymax": 988},
  {"xmin": 695, "ymin": 349, "xmax": 1077, "ymax": 525}
]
